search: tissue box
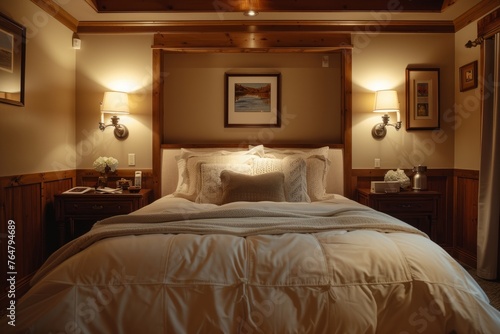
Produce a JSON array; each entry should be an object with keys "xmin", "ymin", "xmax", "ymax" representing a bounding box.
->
[{"xmin": 370, "ymin": 181, "xmax": 400, "ymax": 193}]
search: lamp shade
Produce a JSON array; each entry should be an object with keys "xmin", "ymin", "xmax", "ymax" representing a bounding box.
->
[
  {"xmin": 373, "ymin": 90, "xmax": 399, "ymax": 112},
  {"xmin": 100, "ymin": 91, "xmax": 129, "ymax": 114}
]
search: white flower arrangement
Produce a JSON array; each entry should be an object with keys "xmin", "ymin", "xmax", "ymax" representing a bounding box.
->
[
  {"xmin": 93, "ymin": 156, "xmax": 118, "ymax": 174},
  {"xmin": 384, "ymin": 168, "xmax": 411, "ymax": 189}
]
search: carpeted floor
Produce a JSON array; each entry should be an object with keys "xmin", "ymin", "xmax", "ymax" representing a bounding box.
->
[{"xmin": 462, "ymin": 263, "xmax": 500, "ymax": 311}]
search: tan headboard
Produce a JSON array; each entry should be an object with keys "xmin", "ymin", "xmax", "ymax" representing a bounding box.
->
[{"xmin": 161, "ymin": 147, "xmax": 344, "ymax": 198}]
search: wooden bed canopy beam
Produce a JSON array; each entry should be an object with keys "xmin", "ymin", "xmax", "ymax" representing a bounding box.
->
[{"xmin": 152, "ymin": 31, "xmax": 352, "ymax": 52}]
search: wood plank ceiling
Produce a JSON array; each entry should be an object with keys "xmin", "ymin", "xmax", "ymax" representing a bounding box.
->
[{"xmin": 85, "ymin": 0, "xmax": 451, "ymax": 13}]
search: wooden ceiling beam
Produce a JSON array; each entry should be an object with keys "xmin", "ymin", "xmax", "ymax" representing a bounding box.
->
[
  {"xmin": 77, "ymin": 20, "xmax": 455, "ymax": 34},
  {"xmin": 152, "ymin": 31, "xmax": 352, "ymax": 52}
]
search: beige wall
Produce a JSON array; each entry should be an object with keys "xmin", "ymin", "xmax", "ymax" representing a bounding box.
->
[
  {"xmin": 454, "ymin": 23, "xmax": 482, "ymax": 170},
  {"xmin": 163, "ymin": 53, "xmax": 342, "ymax": 145},
  {"xmin": 0, "ymin": 0, "xmax": 76, "ymax": 176},
  {"xmin": 74, "ymin": 34, "xmax": 153, "ymax": 170},
  {"xmin": 351, "ymin": 33, "xmax": 456, "ymax": 169}
]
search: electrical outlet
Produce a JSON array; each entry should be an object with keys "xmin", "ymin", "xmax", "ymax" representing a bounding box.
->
[
  {"xmin": 374, "ymin": 158, "xmax": 381, "ymax": 168},
  {"xmin": 128, "ymin": 153, "xmax": 136, "ymax": 166}
]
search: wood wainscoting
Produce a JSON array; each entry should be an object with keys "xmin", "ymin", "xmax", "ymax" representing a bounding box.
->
[
  {"xmin": 0, "ymin": 170, "xmax": 76, "ymax": 313},
  {"xmin": 453, "ymin": 169, "xmax": 480, "ymax": 268}
]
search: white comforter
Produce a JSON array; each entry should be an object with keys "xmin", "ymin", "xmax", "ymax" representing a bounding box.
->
[{"xmin": 3, "ymin": 196, "xmax": 500, "ymax": 333}]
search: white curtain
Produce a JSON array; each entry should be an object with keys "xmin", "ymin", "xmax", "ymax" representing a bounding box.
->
[{"xmin": 477, "ymin": 33, "xmax": 500, "ymax": 280}]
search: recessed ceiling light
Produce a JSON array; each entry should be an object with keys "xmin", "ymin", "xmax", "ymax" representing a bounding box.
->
[{"xmin": 244, "ymin": 10, "xmax": 258, "ymax": 16}]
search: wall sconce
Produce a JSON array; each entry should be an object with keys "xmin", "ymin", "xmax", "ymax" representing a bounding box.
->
[
  {"xmin": 98, "ymin": 91, "xmax": 129, "ymax": 140},
  {"xmin": 371, "ymin": 90, "xmax": 402, "ymax": 139}
]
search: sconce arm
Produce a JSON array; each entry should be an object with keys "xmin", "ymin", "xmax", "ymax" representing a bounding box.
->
[
  {"xmin": 98, "ymin": 115, "xmax": 129, "ymax": 139},
  {"xmin": 371, "ymin": 114, "xmax": 402, "ymax": 139},
  {"xmin": 386, "ymin": 121, "xmax": 402, "ymax": 130}
]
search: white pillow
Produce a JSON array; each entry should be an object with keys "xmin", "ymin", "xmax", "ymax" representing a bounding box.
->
[
  {"xmin": 252, "ymin": 157, "xmax": 310, "ymax": 202},
  {"xmin": 173, "ymin": 145, "xmax": 264, "ymax": 201},
  {"xmin": 196, "ymin": 163, "xmax": 252, "ymax": 204},
  {"xmin": 259, "ymin": 146, "xmax": 331, "ymax": 201}
]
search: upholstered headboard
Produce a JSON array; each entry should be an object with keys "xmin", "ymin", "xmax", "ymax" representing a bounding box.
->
[{"xmin": 161, "ymin": 147, "xmax": 344, "ymax": 198}]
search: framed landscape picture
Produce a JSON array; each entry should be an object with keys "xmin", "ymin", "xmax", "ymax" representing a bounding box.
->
[
  {"xmin": 406, "ymin": 67, "xmax": 440, "ymax": 130},
  {"xmin": 225, "ymin": 73, "xmax": 281, "ymax": 127}
]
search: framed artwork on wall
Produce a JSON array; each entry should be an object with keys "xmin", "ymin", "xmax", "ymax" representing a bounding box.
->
[
  {"xmin": 405, "ymin": 67, "xmax": 440, "ymax": 130},
  {"xmin": 225, "ymin": 73, "xmax": 281, "ymax": 128},
  {"xmin": 459, "ymin": 61, "xmax": 478, "ymax": 92},
  {"xmin": 0, "ymin": 13, "xmax": 26, "ymax": 106}
]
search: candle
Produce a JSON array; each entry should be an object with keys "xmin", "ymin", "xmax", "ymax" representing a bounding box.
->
[
  {"xmin": 101, "ymin": 113, "xmax": 104, "ymax": 124},
  {"xmin": 396, "ymin": 111, "xmax": 401, "ymax": 123}
]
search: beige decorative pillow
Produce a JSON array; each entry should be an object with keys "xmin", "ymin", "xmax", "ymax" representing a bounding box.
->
[
  {"xmin": 196, "ymin": 163, "xmax": 252, "ymax": 204},
  {"xmin": 252, "ymin": 157, "xmax": 309, "ymax": 202},
  {"xmin": 259, "ymin": 146, "xmax": 331, "ymax": 201},
  {"xmin": 220, "ymin": 170, "xmax": 286, "ymax": 204}
]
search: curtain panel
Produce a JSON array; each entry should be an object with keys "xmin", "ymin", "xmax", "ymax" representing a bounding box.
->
[{"xmin": 477, "ymin": 32, "xmax": 500, "ymax": 280}]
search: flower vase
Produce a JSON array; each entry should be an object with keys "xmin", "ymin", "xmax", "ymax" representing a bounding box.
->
[{"xmin": 97, "ymin": 174, "xmax": 108, "ymax": 189}]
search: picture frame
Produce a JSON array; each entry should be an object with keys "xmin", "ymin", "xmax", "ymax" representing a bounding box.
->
[
  {"xmin": 225, "ymin": 73, "xmax": 281, "ymax": 127},
  {"xmin": 0, "ymin": 13, "xmax": 26, "ymax": 106},
  {"xmin": 459, "ymin": 61, "xmax": 478, "ymax": 92},
  {"xmin": 405, "ymin": 67, "xmax": 440, "ymax": 130}
]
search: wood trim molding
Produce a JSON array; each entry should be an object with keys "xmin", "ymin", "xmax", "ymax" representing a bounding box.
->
[
  {"xmin": 152, "ymin": 49, "xmax": 163, "ymax": 200},
  {"xmin": 30, "ymin": 0, "xmax": 79, "ymax": 32},
  {"xmin": 454, "ymin": 0, "xmax": 500, "ymax": 32},
  {"xmin": 342, "ymin": 49, "xmax": 353, "ymax": 198},
  {"xmin": 477, "ymin": 6, "xmax": 500, "ymax": 38},
  {"xmin": 152, "ymin": 31, "xmax": 352, "ymax": 53},
  {"xmin": 78, "ymin": 20, "xmax": 455, "ymax": 34}
]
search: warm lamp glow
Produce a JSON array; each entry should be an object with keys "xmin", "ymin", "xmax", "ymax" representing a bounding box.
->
[
  {"xmin": 373, "ymin": 90, "xmax": 399, "ymax": 112},
  {"xmin": 100, "ymin": 91, "xmax": 129, "ymax": 114},
  {"xmin": 99, "ymin": 91, "xmax": 130, "ymax": 140},
  {"xmin": 371, "ymin": 90, "xmax": 402, "ymax": 139}
]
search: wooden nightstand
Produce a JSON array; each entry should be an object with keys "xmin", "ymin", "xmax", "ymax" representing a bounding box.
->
[
  {"xmin": 55, "ymin": 189, "xmax": 152, "ymax": 246},
  {"xmin": 357, "ymin": 188, "xmax": 441, "ymax": 241}
]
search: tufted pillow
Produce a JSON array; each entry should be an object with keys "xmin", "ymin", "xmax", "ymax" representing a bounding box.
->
[
  {"xmin": 252, "ymin": 157, "xmax": 310, "ymax": 202},
  {"xmin": 220, "ymin": 170, "xmax": 286, "ymax": 204},
  {"xmin": 196, "ymin": 163, "xmax": 252, "ymax": 204},
  {"xmin": 173, "ymin": 145, "xmax": 264, "ymax": 201}
]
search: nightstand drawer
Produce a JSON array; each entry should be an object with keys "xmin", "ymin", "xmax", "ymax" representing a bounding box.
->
[
  {"xmin": 63, "ymin": 201, "xmax": 133, "ymax": 215},
  {"xmin": 377, "ymin": 200, "xmax": 435, "ymax": 213}
]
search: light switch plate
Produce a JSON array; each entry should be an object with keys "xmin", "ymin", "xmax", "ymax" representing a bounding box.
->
[{"xmin": 128, "ymin": 153, "xmax": 136, "ymax": 166}]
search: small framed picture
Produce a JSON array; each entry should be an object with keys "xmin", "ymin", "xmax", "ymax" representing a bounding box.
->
[
  {"xmin": 225, "ymin": 73, "xmax": 281, "ymax": 128},
  {"xmin": 459, "ymin": 61, "xmax": 478, "ymax": 92},
  {"xmin": 406, "ymin": 67, "xmax": 440, "ymax": 130}
]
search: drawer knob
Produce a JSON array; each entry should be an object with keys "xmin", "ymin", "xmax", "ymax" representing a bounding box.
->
[{"xmin": 92, "ymin": 204, "xmax": 103, "ymax": 210}]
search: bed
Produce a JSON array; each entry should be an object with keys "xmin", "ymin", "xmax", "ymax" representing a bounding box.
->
[{"xmin": 3, "ymin": 145, "xmax": 500, "ymax": 333}]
